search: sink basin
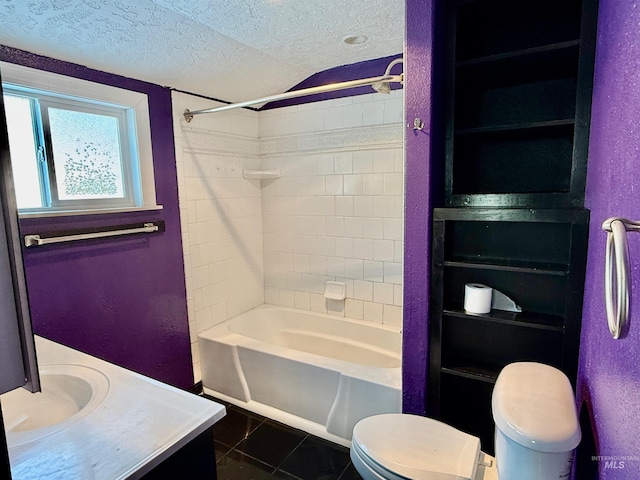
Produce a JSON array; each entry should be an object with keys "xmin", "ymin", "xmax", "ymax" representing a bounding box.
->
[{"xmin": 1, "ymin": 364, "xmax": 109, "ymax": 446}]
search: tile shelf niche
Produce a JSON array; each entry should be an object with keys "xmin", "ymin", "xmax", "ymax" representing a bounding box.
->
[{"xmin": 242, "ymin": 169, "xmax": 281, "ymax": 180}]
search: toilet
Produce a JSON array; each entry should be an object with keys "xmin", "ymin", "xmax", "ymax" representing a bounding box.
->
[{"xmin": 350, "ymin": 362, "xmax": 581, "ymax": 480}]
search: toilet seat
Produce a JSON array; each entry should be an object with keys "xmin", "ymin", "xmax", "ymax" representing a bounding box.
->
[
  {"xmin": 351, "ymin": 438, "xmax": 409, "ymax": 480},
  {"xmin": 351, "ymin": 414, "xmax": 482, "ymax": 480}
]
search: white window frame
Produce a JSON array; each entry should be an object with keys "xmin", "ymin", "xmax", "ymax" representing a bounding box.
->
[{"xmin": 1, "ymin": 61, "xmax": 160, "ymax": 217}]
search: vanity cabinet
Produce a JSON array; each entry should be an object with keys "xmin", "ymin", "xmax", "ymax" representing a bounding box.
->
[
  {"xmin": 141, "ymin": 428, "xmax": 217, "ymax": 479},
  {"xmin": 429, "ymin": 208, "xmax": 589, "ymax": 452}
]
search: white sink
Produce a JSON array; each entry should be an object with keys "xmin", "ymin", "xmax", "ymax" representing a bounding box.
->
[{"xmin": 1, "ymin": 364, "xmax": 109, "ymax": 446}]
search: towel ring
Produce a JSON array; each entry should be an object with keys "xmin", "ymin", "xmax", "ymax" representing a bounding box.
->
[{"xmin": 602, "ymin": 217, "xmax": 640, "ymax": 339}]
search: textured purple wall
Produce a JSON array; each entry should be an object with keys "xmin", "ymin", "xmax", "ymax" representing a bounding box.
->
[
  {"xmin": 578, "ymin": 1, "xmax": 640, "ymax": 477},
  {"xmin": 402, "ymin": 0, "xmax": 441, "ymax": 415},
  {"xmin": 0, "ymin": 46, "xmax": 193, "ymax": 390}
]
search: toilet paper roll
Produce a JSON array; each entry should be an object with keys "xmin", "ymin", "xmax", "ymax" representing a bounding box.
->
[{"xmin": 464, "ymin": 283, "xmax": 493, "ymax": 314}]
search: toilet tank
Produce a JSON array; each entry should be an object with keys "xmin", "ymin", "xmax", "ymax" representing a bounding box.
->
[{"xmin": 491, "ymin": 362, "xmax": 581, "ymax": 480}]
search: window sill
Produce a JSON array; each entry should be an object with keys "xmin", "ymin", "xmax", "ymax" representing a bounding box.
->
[{"xmin": 18, "ymin": 205, "xmax": 164, "ymax": 219}]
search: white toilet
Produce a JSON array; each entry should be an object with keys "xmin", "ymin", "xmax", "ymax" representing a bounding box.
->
[{"xmin": 350, "ymin": 362, "xmax": 581, "ymax": 480}]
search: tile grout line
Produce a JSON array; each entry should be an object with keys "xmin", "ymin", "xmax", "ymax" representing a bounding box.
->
[
  {"xmin": 214, "ymin": 409, "xmax": 266, "ymax": 464},
  {"xmin": 208, "ymin": 397, "xmax": 359, "ymax": 478},
  {"xmin": 271, "ymin": 433, "xmax": 309, "ymax": 477},
  {"xmin": 337, "ymin": 460, "xmax": 354, "ymax": 480}
]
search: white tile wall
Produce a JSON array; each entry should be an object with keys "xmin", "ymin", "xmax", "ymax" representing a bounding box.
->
[
  {"xmin": 259, "ymin": 90, "xmax": 404, "ymax": 326},
  {"xmin": 173, "ymin": 90, "xmax": 404, "ymax": 380},
  {"xmin": 173, "ymin": 92, "xmax": 264, "ymax": 382}
]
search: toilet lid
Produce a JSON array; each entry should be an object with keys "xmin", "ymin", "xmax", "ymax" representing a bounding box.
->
[
  {"xmin": 352, "ymin": 414, "xmax": 481, "ymax": 480},
  {"xmin": 492, "ymin": 362, "xmax": 581, "ymax": 453}
]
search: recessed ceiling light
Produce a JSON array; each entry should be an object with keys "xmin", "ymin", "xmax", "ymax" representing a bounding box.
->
[{"xmin": 342, "ymin": 35, "xmax": 368, "ymax": 45}]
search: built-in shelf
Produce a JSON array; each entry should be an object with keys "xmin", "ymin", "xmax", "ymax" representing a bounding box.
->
[
  {"xmin": 456, "ymin": 119, "xmax": 575, "ymax": 136},
  {"xmin": 445, "ymin": 0, "xmax": 593, "ymax": 209},
  {"xmin": 444, "ymin": 258, "xmax": 569, "ymax": 276},
  {"xmin": 430, "ymin": 209, "xmax": 590, "ymax": 456},
  {"xmin": 455, "ymin": 46, "xmax": 579, "ymax": 92},
  {"xmin": 456, "ymin": 40, "xmax": 581, "ymax": 68},
  {"xmin": 432, "ymin": 0, "xmax": 596, "ymax": 455},
  {"xmin": 443, "ymin": 308, "xmax": 565, "ymax": 331},
  {"xmin": 441, "ymin": 364, "xmax": 499, "ymax": 383}
]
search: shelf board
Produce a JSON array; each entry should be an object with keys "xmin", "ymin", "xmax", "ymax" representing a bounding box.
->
[
  {"xmin": 455, "ymin": 119, "xmax": 575, "ymax": 136},
  {"xmin": 434, "ymin": 207, "xmax": 589, "ymax": 223},
  {"xmin": 441, "ymin": 365, "xmax": 498, "ymax": 384},
  {"xmin": 443, "ymin": 258, "xmax": 569, "ymax": 276},
  {"xmin": 456, "ymin": 40, "xmax": 581, "ymax": 68},
  {"xmin": 443, "ymin": 308, "xmax": 565, "ymax": 331},
  {"xmin": 455, "ymin": 43, "xmax": 580, "ymax": 91},
  {"xmin": 445, "ymin": 193, "xmax": 578, "ymax": 208}
]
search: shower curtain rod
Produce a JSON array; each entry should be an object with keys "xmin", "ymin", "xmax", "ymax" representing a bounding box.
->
[{"xmin": 183, "ymin": 72, "xmax": 404, "ymax": 122}]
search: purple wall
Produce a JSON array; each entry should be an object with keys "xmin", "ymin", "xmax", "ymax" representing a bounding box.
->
[
  {"xmin": 0, "ymin": 46, "xmax": 193, "ymax": 390},
  {"xmin": 578, "ymin": 0, "xmax": 640, "ymax": 477},
  {"xmin": 402, "ymin": 0, "xmax": 441, "ymax": 415}
]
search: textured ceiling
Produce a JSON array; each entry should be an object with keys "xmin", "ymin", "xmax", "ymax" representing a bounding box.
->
[{"xmin": 0, "ymin": 0, "xmax": 404, "ymax": 103}]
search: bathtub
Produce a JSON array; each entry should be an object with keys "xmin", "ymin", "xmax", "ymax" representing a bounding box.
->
[{"xmin": 198, "ymin": 305, "xmax": 401, "ymax": 446}]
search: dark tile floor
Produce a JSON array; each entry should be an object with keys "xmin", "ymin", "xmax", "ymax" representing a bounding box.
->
[{"xmin": 205, "ymin": 395, "xmax": 363, "ymax": 480}]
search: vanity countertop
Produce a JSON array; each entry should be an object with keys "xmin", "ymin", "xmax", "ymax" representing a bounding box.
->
[{"xmin": 4, "ymin": 336, "xmax": 225, "ymax": 480}]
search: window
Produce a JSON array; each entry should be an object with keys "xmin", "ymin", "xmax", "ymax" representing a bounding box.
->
[
  {"xmin": 4, "ymin": 87, "xmax": 137, "ymax": 211},
  {"xmin": 1, "ymin": 62, "xmax": 158, "ymax": 216}
]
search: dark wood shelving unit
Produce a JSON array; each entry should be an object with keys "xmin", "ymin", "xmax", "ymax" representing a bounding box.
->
[
  {"xmin": 429, "ymin": 0, "xmax": 598, "ymax": 456},
  {"xmin": 430, "ymin": 208, "xmax": 590, "ymax": 454},
  {"xmin": 443, "ymin": 0, "xmax": 598, "ymax": 209}
]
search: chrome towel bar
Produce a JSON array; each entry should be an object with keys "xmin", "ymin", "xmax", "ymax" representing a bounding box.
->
[
  {"xmin": 24, "ymin": 222, "xmax": 161, "ymax": 248},
  {"xmin": 602, "ymin": 217, "xmax": 640, "ymax": 339}
]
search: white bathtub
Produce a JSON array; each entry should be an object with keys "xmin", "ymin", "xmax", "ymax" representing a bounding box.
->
[{"xmin": 198, "ymin": 305, "xmax": 402, "ymax": 446}]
